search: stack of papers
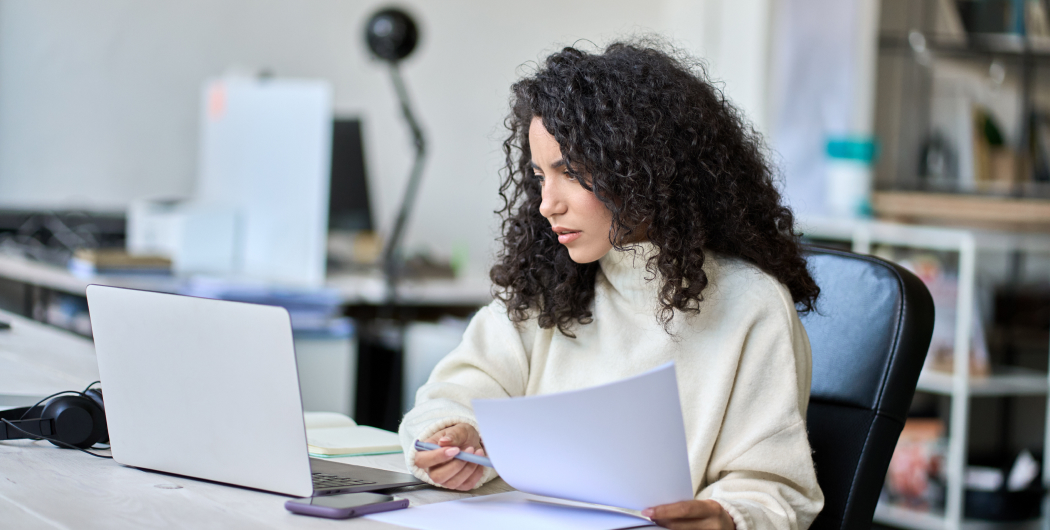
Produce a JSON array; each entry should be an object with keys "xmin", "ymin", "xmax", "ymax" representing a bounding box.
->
[
  {"xmin": 369, "ymin": 491, "xmax": 655, "ymax": 530},
  {"xmin": 367, "ymin": 363, "xmax": 691, "ymax": 529}
]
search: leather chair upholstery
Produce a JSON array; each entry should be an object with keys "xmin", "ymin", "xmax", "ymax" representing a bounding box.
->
[{"xmin": 801, "ymin": 247, "xmax": 935, "ymax": 530}]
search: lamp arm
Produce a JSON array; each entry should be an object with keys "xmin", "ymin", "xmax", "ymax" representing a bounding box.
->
[{"xmin": 381, "ymin": 62, "xmax": 428, "ymax": 297}]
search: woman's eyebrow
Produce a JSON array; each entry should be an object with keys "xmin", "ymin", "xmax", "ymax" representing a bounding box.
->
[{"xmin": 529, "ymin": 159, "xmax": 567, "ymax": 171}]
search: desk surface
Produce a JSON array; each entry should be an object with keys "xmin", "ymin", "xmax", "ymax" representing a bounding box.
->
[
  {"xmin": 0, "ymin": 306, "xmax": 513, "ymax": 528},
  {"xmin": 0, "ymin": 309, "xmax": 99, "ymax": 407},
  {"xmin": 0, "ymin": 253, "xmax": 492, "ymax": 307},
  {"xmin": 0, "ymin": 442, "xmax": 514, "ymax": 529}
]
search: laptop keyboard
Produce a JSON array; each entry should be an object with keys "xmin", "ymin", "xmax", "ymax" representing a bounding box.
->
[{"xmin": 312, "ymin": 472, "xmax": 377, "ymax": 489}]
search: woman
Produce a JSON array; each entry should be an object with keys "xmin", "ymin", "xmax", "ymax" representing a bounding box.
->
[{"xmin": 400, "ymin": 40, "xmax": 824, "ymax": 530}]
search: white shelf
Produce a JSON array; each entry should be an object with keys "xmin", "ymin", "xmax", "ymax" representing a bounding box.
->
[
  {"xmin": 799, "ymin": 215, "xmax": 1050, "ymax": 253},
  {"xmin": 875, "ymin": 502, "xmax": 1040, "ymax": 530},
  {"xmin": 917, "ymin": 367, "xmax": 1050, "ymax": 397}
]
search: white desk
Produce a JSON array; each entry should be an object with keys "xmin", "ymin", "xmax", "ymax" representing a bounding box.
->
[
  {"xmin": 0, "ymin": 442, "xmax": 514, "ymax": 529},
  {"xmin": 0, "ymin": 306, "xmax": 514, "ymax": 529},
  {"xmin": 0, "ymin": 253, "xmax": 492, "ymax": 307},
  {"xmin": 0, "ymin": 310, "xmax": 99, "ymax": 407}
]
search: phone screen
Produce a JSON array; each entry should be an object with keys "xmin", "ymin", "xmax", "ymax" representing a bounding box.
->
[{"xmin": 305, "ymin": 493, "xmax": 394, "ymax": 509}]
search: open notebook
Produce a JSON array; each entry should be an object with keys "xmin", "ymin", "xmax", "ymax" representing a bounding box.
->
[{"xmin": 304, "ymin": 412, "xmax": 403, "ymax": 458}]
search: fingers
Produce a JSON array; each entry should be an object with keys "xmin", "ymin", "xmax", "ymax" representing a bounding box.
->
[
  {"xmin": 414, "ymin": 445, "xmax": 487, "ymax": 490},
  {"xmin": 413, "ymin": 444, "xmax": 472, "ymax": 486},
  {"xmin": 424, "ymin": 424, "xmax": 480, "ymax": 449},
  {"xmin": 414, "ymin": 445, "xmax": 462, "ymax": 469},
  {"xmin": 416, "ymin": 424, "xmax": 486, "ymax": 490},
  {"xmin": 444, "ymin": 447, "xmax": 487, "ymax": 491},
  {"xmin": 652, "ymin": 520, "xmax": 704, "ymax": 530},
  {"xmin": 424, "ymin": 457, "xmax": 469, "ymax": 485},
  {"xmin": 423, "ymin": 428, "xmax": 455, "ymax": 446},
  {"xmin": 643, "ymin": 500, "xmax": 719, "ymax": 520},
  {"xmin": 433, "ymin": 429, "xmax": 458, "ymax": 447},
  {"xmin": 454, "ymin": 463, "xmax": 486, "ymax": 491},
  {"xmin": 642, "ymin": 500, "xmax": 732, "ymax": 530},
  {"xmin": 444, "ymin": 423, "xmax": 480, "ymax": 447},
  {"xmin": 652, "ymin": 519, "xmax": 723, "ymax": 530},
  {"xmin": 454, "ymin": 447, "xmax": 487, "ymax": 491},
  {"xmin": 442, "ymin": 447, "xmax": 481, "ymax": 490}
]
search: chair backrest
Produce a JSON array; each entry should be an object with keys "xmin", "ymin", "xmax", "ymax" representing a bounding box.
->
[{"xmin": 800, "ymin": 247, "xmax": 935, "ymax": 530}]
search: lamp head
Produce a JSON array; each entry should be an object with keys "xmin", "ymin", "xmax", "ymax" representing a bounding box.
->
[{"xmin": 365, "ymin": 8, "xmax": 419, "ymax": 62}]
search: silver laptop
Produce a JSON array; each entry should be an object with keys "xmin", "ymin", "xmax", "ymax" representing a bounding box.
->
[{"xmin": 86, "ymin": 285, "xmax": 422, "ymax": 497}]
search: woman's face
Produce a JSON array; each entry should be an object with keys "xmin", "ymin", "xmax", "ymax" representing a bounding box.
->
[{"xmin": 530, "ymin": 116, "xmax": 614, "ymax": 263}]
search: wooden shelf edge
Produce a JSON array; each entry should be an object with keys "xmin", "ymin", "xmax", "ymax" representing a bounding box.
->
[{"xmin": 873, "ymin": 192, "xmax": 1050, "ymax": 232}]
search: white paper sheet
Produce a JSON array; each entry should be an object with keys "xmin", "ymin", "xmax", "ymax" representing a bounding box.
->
[
  {"xmin": 365, "ymin": 491, "xmax": 655, "ymax": 530},
  {"xmin": 471, "ymin": 363, "xmax": 693, "ymax": 511}
]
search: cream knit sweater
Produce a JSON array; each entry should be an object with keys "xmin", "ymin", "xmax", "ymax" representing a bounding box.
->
[{"xmin": 399, "ymin": 244, "xmax": 824, "ymax": 530}]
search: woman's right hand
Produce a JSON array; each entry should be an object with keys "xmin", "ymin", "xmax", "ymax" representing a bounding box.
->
[{"xmin": 413, "ymin": 423, "xmax": 487, "ymax": 491}]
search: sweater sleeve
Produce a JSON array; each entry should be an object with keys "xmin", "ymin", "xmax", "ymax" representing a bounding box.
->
[
  {"xmin": 398, "ymin": 302, "xmax": 532, "ymax": 489},
  {"xmin": 698, "ymin": 281, "xmax": 824, "ymax": 530}
]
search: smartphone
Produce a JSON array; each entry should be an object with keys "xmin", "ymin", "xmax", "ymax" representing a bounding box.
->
[{"xmin": 284, "ymin": 492, "xmax": 408, "ymax": 519}]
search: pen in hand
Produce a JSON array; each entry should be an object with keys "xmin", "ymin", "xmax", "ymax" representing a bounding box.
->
[{"xmin": 414, "ymin": 440, "xmax": 493, "ymax": 468}]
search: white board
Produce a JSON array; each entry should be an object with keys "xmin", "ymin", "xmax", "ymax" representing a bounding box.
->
[{"xmin": 197, "ymin": 76, "xmax": 332, "ymax": 286}]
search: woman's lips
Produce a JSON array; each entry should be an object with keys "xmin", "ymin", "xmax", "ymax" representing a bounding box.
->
[{"xmin": 556, "ymin": 230, "xmax": 581, "ymax": 244}]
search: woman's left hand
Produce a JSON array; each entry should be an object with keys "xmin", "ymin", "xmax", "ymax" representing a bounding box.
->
[{"xmin": 641, "ymin": 499, "xmax": 736, "ymax": 530}]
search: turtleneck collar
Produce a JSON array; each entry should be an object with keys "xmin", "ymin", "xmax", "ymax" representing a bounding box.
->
[{"xmin": 597, "ymin": 242, "xmax": 660, "ymax": 301}]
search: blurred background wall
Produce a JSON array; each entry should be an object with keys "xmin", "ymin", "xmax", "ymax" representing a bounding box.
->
[{"xmin": 0, "ymin": 0, "xmax": 773, "ymax": 276}]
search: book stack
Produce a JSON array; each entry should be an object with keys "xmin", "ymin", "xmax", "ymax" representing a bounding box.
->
[{"xmin": 68, "ymin": 249, "xmax": 172, "ymax": 277}]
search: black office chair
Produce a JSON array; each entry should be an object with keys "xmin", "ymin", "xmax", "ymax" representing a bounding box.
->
[{"xmin": 800, "ymin": 247, "xmax": 935, "ymax": 530}]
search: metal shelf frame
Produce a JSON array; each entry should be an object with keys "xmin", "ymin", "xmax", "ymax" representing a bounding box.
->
[{"xmin": 799, "ymin": 216, "xmax": 1050, "ymax": 530}]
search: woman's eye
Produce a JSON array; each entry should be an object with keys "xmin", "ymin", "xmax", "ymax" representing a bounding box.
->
[{"xmin": 532, "ymin": 173, "xmax": 545, "ymax": 182}]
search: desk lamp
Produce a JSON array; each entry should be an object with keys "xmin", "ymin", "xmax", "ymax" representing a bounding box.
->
[
  {"xmin": 358, "ymin": 8, "xmax": 425, "ymax": 431},
  {"xmin": 365, "ymin": 8, "xmax": 425, "ymax": 301}
]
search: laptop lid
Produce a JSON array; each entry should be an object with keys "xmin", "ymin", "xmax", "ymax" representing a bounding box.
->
[{"xmin": 86, "ymin": 285, "xmax": 314, "ymax": 497}]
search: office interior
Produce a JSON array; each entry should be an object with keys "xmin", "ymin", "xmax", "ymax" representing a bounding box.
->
[{"xmin": 3, "ymin": 0, "xmax": 1050, "ymax": 528}]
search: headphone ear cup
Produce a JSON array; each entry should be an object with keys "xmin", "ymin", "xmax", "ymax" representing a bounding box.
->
[
  {"xmin": 83, "ymin": 388, "xmax": 109, "ymax": 444},
  {"xmin": 40, "ymin": 396, "xmax": 102, "ymax": 449}
]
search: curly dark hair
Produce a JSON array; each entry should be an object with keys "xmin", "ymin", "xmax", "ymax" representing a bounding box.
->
[{"xmin": 490, "ymin": 40, "xmax": 819, "ymax": 336}]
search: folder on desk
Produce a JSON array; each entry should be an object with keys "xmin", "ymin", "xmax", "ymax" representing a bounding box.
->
[{"xmin": 304, "ymin": 412, "xmax": 402, "ymax": 457}]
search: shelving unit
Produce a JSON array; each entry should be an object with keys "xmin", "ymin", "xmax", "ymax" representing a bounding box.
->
[
  {"xmin": 875, "ymin": 1, "xmax": 1050, "ymax": 200},
  {"xmin": 879, "ymin": 31, "xmax": 1050, "ymax": 62},
  {"xmin": 918, "ymin": 366, "xmax": 1048, "ymax": 396},
  {"xmin": 874, "ymin": 502, "xmax": 1040, "ymax": 530},
  {"xmin": 799, "ymin": 216, "xmax": 1050, "ymax": 530}
]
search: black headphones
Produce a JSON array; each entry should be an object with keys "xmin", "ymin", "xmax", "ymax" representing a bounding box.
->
[{"xmin": 0, "ymin": 384, "xmax": 108, "ymax": 450}]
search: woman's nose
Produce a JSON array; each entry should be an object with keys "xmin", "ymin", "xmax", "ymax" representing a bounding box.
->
[{"xmin": 538, "ymin": 181, "xmax": 565, "ymax": 219}]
